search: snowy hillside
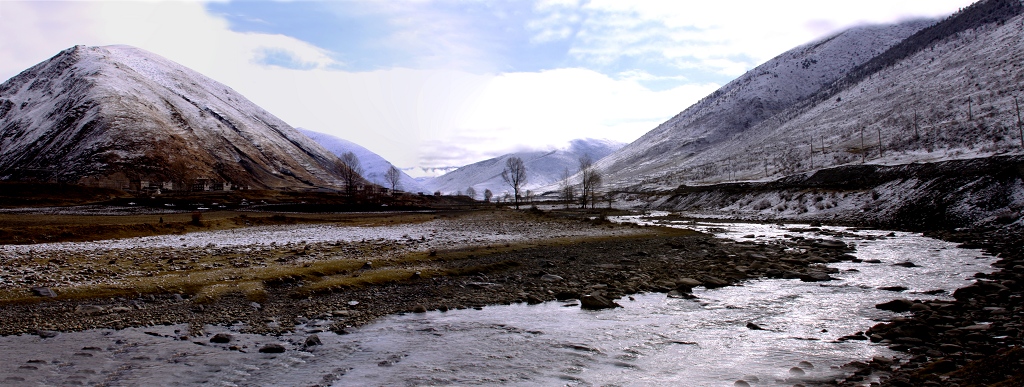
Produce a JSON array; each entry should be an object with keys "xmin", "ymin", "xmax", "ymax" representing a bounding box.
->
[
  {"xmin": 298, "ymin": 128, "xmax": 427, "ymax": 193},
  {"xmin": 591, "ymin": 19, "xmax": 935, "ymax": 190},
  {"xmin": 424, "ymin": 139, "xmax": 623, "ymax": 198},
  {"xmin": 0, "ymin": 45, "xmax": 348, "ymax": 190},
  {"xmin": 599, "ymin": 0, "xmax": 1024, "ymax": 192}
]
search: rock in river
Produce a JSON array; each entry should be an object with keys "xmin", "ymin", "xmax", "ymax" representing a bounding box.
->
[
  {"xmin": 210, "ymin": 333, "xmax": 233, "ymax": 344},
  {"xmin": 580, "ymin": 294, "xmax": 621, "ymax": 310},
  {"xmin": 259, "ymin": 344, "xmax": 287, "ymax": 353}
]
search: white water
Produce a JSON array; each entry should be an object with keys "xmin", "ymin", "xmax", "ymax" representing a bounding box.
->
[{"xmin": 0, "ymin": 218, "xmax": 995, "ymax": 386}]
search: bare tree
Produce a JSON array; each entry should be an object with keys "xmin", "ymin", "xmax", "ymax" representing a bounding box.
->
[
  {"xmin": 465, "ymin": 186, "xmax": 476, "ymax": 200},
  {"xmin": 501, "ymin": 156, "xmax": 527, "ymax": 209},
  {"xmin": 578, "ymin": 155, "xmax": 602, "ymax": 209},
  {"xmin": 559, "ymin": 167, "xmax": 575, "ymax": 209},
  {"xmin": 483, "ymin": 189, "xmax": 493, "ymax": 203},
  {"xmin": 339, "ymin": 151, "xmax": 363, "ymax": 196},
  {"xmin": 384, "ymin": 165, "xmax": 402, "ymax": 193}
]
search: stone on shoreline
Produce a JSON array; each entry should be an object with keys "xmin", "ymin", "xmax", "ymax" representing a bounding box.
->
[
  {"xmin": 875, "ymin": 299, "xmax": 914, "ymax": 313},
  {"xmin": 799, "ymin": 272, "xmax": 835, "ymax": 282},
  {"xmin": 30, "ymin": 287, "xmax": 57, "ymax": 298}
]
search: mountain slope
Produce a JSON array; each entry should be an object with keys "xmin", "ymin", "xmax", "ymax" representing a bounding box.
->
[
  {"xmin": 298, "ymin": 128, "xmax": 427, "ymax": 193},
  {"xmin": 424, "ymin": 139, "xmax": 623, "ymax": 198},
  {"xmin": 593, "ymin": 19, "xmax": 935, "ymax": 189},
  {"xmin": 608, "ymin": 0, "xmax": 1024, "ymax": 191},
  {"xmin": 0, "ymin": 45, "xmax": 347, "ymax": 190}
]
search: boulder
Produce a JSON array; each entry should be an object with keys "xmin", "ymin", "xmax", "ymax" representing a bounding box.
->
[
  {"xmin": 746, "ymin": 322, "xmax": 765, "ymax": 330},
  {"xmin": 210, "ymin": 333, "xmax": 233, "ymax": 344},
  {"xmin": 676, "ymin": 278, "xmax": 702, "ymax": 289},
  {"xmin": 700, "ymin": 276, "xmax": 730, "ymax": 289},
  {"xmin": 799, "ymin": 272, "xmax": 835, "ymax": 282},
  {"xmin": 876, "ymin": 299, "xmax": 914, "ymax": 312},
  {"xmin": 554, "ymin": 291, "xmax": 580, "ymax": 301},
  {"xmin": 75, "ymin": 305, "xmax": 105, "ymax": 315},
  {"xmin": 258, "ymin": 344, "xmax": 286, "ymax": 353},
  {"xmin": 304, "ymin": 334, "xmax": 322, "ymax": 347},
  {"xmin": 30, "ymin": 287, "xmax": 57, "ymax": 298},
  {"xmin": 580, "ymin": 294, "xmax": 621, "ymax": 310},
  {"xmin": 540, "ymin": 274, "xmax": 564, "ymax": 282},
  {"xmin": 813, "ymin": 240, "xmax": 848, "ymax": 249},
  {"xmin": 953, "ymin": 281, "xmax": 1008, "ymax": 301}
]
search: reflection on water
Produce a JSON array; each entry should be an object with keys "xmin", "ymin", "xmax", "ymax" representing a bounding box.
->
[{"xmin": 0, "ymin": 217, "xmax": 995, "ymax": 387}]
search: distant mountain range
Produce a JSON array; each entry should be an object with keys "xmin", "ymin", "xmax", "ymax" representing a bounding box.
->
[
  {"xmin": 0, "ymin": 45, "xmax": 350, "ymax": 191},
  {"xmin": 421, "ymin": 138, "xmax": 623, "ymax": 199}
]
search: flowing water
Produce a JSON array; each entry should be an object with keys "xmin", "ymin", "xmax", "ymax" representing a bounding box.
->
[{"xmin": 0, "ymin": 216, "xmax": 996, "ymax": 386}]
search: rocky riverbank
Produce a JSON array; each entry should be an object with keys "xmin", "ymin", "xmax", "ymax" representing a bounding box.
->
[
  {"xmin": 826, "ymin": 227, "xmax": 1023, "ymax": 387},
  {"xmin": 0, "ymin": 210, "xmax": 859, "ymax": 341}
]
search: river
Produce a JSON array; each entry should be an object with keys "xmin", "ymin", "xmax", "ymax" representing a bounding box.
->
[{"xmin": 0, "ymin": 216, "xmax": 996, "ymax": 386}]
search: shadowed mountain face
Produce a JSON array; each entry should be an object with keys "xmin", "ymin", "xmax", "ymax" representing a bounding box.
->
[{"xmin": 0, "ymin": 45, "xmax": 348, "ymax": 190}]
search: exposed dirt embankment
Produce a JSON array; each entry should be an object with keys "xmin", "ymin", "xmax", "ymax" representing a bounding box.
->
[{"xmin": 647, "ymin": 155, "xmax": 1024, "ymax": 231}]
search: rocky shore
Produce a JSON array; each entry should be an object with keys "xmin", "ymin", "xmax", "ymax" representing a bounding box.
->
[
  {"xmin": 826, "ymin": 228, "xmax": 1023, "ymax": 387},
  {"xmin": 0, "ymin": 211, "xmax": 858, "ymax": 340}
]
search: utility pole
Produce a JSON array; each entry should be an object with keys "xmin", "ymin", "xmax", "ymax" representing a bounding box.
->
[
  {"xmin": 877, "ymin": 127, "xmax": 884, "ymax": 158},
  {"xmin": 861, "ymin": 127, "xmax": 866, "ymax": 163},
  {"xmin": 809, "ymin": 141, "xmax": 814, "ymax": 169}
]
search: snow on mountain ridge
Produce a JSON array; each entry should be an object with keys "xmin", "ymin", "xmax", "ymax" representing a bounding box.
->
[
  {"xmin": 609, "ymin": 0, "xmax": 1024, "ymax": 191},
  {"xmin": 594, "ymin": 19, "xmax": 937, "ymax": 189},
  {"xmin": 0, "ymin": 45, "xmax": 348, "ymax": 190}
]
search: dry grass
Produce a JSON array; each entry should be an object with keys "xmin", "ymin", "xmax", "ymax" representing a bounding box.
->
[{"xmin": 0, "ymin": 210, "xmax": 692, "ymax": 306}]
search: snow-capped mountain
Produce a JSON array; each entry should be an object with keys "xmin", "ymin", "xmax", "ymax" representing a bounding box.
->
[
  {"xmin": 298, "ymin": 128, "xmax": 427, "ymax": 193},
  {"xmin": 423, "ymin": 138, "xmax": 623, "ymax": 198},
  {"xmin": 0, "ymin": 45, "xmax": 349, "ymax": 190},
  {"xmin": 598, "ymin": 0, "xmax": 1024, "ymax": 191}
]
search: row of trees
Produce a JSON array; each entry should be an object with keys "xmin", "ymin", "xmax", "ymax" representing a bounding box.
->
[{"xmin": 496, "ymin": 154, "xmax": 605, "ymax": 210}]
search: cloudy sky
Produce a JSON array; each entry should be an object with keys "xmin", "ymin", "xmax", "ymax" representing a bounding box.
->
[{"xmin": 0, "ymin": 1, "xmax": 974, "ymax": 176}]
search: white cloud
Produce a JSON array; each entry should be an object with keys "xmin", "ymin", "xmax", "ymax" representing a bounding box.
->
[{"xmin": 571, "ymin": 0, "xmax": 975, "ymax": 77}]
